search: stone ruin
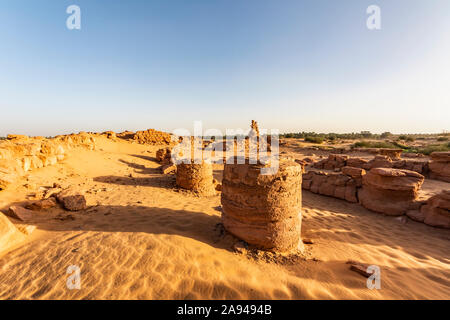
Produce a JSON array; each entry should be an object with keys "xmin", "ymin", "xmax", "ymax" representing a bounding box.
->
[
  {"xmin": 302, "ymin": 167, "xmax": 364, "ymax": 203},
  {"xmin": 313, "ymin": 154, "xmax": 429, "ymax": 175},
  {"xmin": 358, "ymin": 168, "xmax": 424, "ymax": 216},
  {"xmin": 175, "ymin": 161, "xmax": 216, "ymax": 196},
  {"xmin": 156, "ymin": 147, "xmax": 173, "ymax": 165},
  {"xmin": 250, "ymin": 120, "xmax": 260, "ymax": 136},
  {"xmin": 132, "ymin": 129, "xmax": 174, "ymax": 145},
  {"xmin": 221, "ymin": 159, "xmax": 303, "ymax": 252},
  {"xmin": 429, "ymin": 151, "xmax": 450, "ymax": 182},
  {"xmin": 0, "ymin": 133, "xmax": 96, "ymax": 190},
  {"xmin": 413, "ymin": 190, "xmax": 450, "ymax": 228},
  {"xmin": 302, "ymin": 160, "xmax": 449, "ymax": 228}
]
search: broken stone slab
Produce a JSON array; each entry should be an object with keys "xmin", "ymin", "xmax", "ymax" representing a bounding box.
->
[
  {"xmin": 56, "ymin": 187, "xmax": 87, "ymax": 211},
  {"xmin": 346, "ymin": 260, "xmax": 375, "ymax": 278},
  {"xmin": 6, "ymin": 206, "xmax": 34, "ymax": 222},
  {"xmin": 25, "ymin": 198, "xmax": 57, "ymax": 211},
  {"xmin": 161, "ymin": 164, "xmax": 177, "ymax": 174}
]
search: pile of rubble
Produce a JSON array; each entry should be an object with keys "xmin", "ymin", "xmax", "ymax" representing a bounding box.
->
[{"xmin": 0, "ymin": 133, "xmax": 96, "ymax": 190}]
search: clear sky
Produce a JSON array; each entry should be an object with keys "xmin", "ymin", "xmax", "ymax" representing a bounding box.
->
[{"xmin": 0, "ymin": 0, "xmax": 449, "ymax": 136}]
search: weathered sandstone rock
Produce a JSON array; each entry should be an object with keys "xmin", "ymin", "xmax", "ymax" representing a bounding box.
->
[
  {"xmin": 221, "ymin": 159, "xmax": 303, "ymax": 252},
  {"xmin": 342, "ymin": 166, "xmax": 366, "ymax": 187},
  {"xmin": 26, "ymin": 198, "xmax": 58, "ymax": 211},
  {"xmin": 420, "ymin": 190, "xmax": 450, "ymax": 228},
  {"xmin": 161, "ymin": 164, "xmax": 177, "ymax": 174},
  {"xmin": 358, "ymin": 168, "xmax": 424, "ymax": 216},
  {"xmin": 429, "ymin": 151, "xmax": 450, "ymax": 182},
  {"xmin": 303, "ymin": 170, "xmax": 358, "ymax": 203},
  {"xmin": 313, "ymin": 154, "xmax": 349, "ymax": 170},
  {"xmin": 6, "ymin": 206, "xmax": 34, "ymax": 222},
  {"xmin": 156, "ymin": 147, "xmax": 173, "ymax": 165},
  {"xmin": 0, "ymin": 212, "xmax": 25, "ymax": 253},
  {"xmin": 57, "ymin": 188, "xmax": 87, "ymax": 211},
  {"xmin": 133, "ymin": 129, "xmax": 173, "ymax": 145}
]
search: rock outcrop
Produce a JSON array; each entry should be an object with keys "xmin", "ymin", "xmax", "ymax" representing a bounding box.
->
[
  {"xmin": 221, "ymin": 159, "xmax": 303, "ymax": 252},
  {"xmin": 302, "ymin": 170, "xmax": 359, "ymax": 203},
  {"xmin": 429, "ymin": 152, "xmax": 450, "ymax": 182},
  {"xmin": 0, "ymin": 212, "xmax": 25, "ymax": 254},
  {"xmin": 358, "ymin": 168, "xmax": 424, "ymax": 216}
]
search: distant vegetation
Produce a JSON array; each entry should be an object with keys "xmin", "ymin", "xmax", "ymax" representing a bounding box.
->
[
  {"xmin": 281, "ymin": 131, "xmax": 450, "ymax": 142},
  {"xmin": 0, "ymin": 136, "xmax": 6, "ymax": 140},
  {"xmin": 352, "ymin": 140, "xmax": 450, "ymax": 155},
  {"xmin": 353, "ymin": 141, "xmax": 400, "ymax": 149},
  {"xmin": 279, "ymin": 130, "xmax": 450, "ymax": 155},
  {"xmin": 304, "ymin": 136, "xmax": 325, "ymax": 144}
]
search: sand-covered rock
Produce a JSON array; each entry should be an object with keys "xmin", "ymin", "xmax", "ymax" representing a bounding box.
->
[
  {"xmin": 221, "ymin": 159, "xmax": 303, "ymax": 252},
  {"xmin": 0, "ymin": 212, "xmax": 25, "ymax": 254},
  {"xmin": 420, "ymin": 190, "xmax": 450, "ymax": 228},
  {"xmin": 359, "ymin": 168, "xmax": 424, "ymax": 216}
]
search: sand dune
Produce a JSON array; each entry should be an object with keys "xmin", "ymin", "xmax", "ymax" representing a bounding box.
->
[{"xmin": 0, "ymin": 137, "xmax": 448, "ymax": 299}]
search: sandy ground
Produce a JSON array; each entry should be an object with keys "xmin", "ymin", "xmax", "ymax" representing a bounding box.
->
[{"xmin": 0, "ymin": 137, "xmax": 449, "ymax": 300}]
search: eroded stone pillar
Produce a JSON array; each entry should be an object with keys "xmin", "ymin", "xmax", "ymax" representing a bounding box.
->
[
  {"xmin": 221, "ymin": 159, "xmax": 303, "ymax": 252},
  {"xmin": 176, "ymin": 161, "xmax": 215, "ymax": 196}
]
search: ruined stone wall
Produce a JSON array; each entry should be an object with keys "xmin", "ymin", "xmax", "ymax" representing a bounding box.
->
[
  {"xmin": 221, "ymin": 159, "xmax": 303, "ymax": 252},
  {"xmin": 0, "ymin": 133, "xmax": 96, "ymax": 190},
  {"xmin": 429, "ymin": 152, "xmax": 450, "ymax": 182},
  {"xmin": 358, "ymin": 168, "xmax": 424, "ymax": 216},
  {"xmin": 302, "ymin": 168, "xmax": 362, "ymax": 203},
  {"xmin": 132, "ymin": 129, "xmax": 174, "ymax": 145},
  {"xmin": 313, "ymin": 154, "xmax": 428, "ymax": 175}
]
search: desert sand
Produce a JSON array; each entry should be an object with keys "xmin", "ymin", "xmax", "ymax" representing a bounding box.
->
[{"xmin": 0, "ymin": 136, "xmax": 449, "ymax": 300}]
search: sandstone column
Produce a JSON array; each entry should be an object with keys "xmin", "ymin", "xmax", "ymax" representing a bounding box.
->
[
  {"xmin": 221, "ymin": 159, "xmax": 303, "ymax": 252},
  {"xmin": 176, "ymin": 161, "xmax": 215, "ymax": 196}
]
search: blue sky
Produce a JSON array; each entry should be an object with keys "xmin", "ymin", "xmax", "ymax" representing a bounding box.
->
[{"xmin": 0, "ymin": 0, "xmax": 449, "ymax": 136}]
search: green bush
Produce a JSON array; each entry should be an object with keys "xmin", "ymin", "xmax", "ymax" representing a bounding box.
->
[
  {"xmin": 353, "ymin": 141, "xmax": 400, "ymax": 149},
  {"xmin": 437, "ymin": 137, "xmax": 448, "ymax": 142},
  {"xmin": 304, "ymin": 136, "xmax": 324, "ymax": 144}
]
